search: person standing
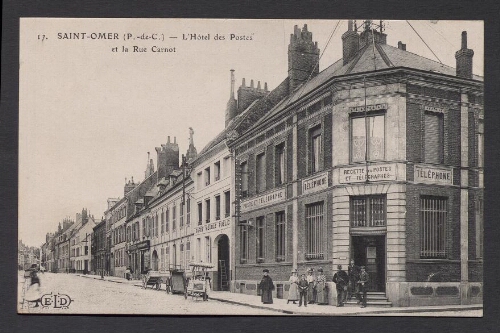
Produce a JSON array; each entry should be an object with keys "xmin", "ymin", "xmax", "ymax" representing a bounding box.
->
[
  {"xmin": 347, "ymin": 259, "xmax": 360, "ymax": 300},
  {"xmin": 358, "ymin": 266, "xmax": 369, "ymax": 308},
  {"xmin": 306, "ymin": 268, "xmax": 316, "ymax": 304},
  {"xmin": 333, "ymin": 264, "xmax": 349, "ymax": 307},
  {"xmin": 315, "ymin": 267, "xmax": 328, "ymax": 305},
  {"xmin": 297, "ymin": 274, "xmax": 309, "ymax": 307},
  {"xmin": 287, "ymin": 268, "xmax": 299, "ymax": 304},
  {"xmin": 25, "ymin": 264, "xmax": 42, "ymax": 307},
  {"xmin": 259, "ymin": 269, "xmax": 275, "ymax": 304}
]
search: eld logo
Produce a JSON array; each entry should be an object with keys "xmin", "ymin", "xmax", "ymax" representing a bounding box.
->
[{"xmin": 40, "ymin": 293, "xmax": 73, "ymax": 309}]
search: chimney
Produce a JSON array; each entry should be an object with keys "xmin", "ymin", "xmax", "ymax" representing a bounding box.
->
[
  {"xmin": 397, "ymin": 41, "xmax": 406, "ymax": 51},
  {"xmin": 455, "ymin": 31, "xmax": 474, "ymax": 79},
  {"xmin": 288, "ymin": 24, "xmax": 320, "ymax": 93},
  {"xmin": 237, "ymin": 77, "xmax": 267, "ymax": 112},
  {"xmin": 359, "ymin": 20, "xmax": 387, "ymax": 49},
  {"xmin": 342, "ymin": 20, "xmax": 360, "ymax": 65}
]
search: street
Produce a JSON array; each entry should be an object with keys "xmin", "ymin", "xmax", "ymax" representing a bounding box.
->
[{"xmin": 18, "ymin": 272, "xmax": 279, "ymax": 315}]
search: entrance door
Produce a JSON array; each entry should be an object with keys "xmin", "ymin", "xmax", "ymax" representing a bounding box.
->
[
  {"xmin": 217, "ymin": 235, "xmax": 230, "ymax": 291},
  {"xmin": 351, "ymin": 235, "xmax": 386, "ymax": 292}
]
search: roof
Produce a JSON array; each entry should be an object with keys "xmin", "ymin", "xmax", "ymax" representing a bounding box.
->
[{"xmin": 257, "ymin": 42, "xmax": 483, "ymax": 126}]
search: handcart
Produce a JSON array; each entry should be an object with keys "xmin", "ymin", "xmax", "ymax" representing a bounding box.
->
[
  {"xmin": 184, "ymin": 262, "xmax": 213, "ymax": 301},
  {"xmin": 169, "ymin": 265, "xmax": 187, "ymax": 295},
  {"xmin": 141, "ymin": 270, "xmax": 170, "ymax": 290}
]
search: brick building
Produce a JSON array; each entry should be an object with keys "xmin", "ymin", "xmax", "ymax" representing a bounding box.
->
[{"xmin": 228, "ymin": 21, "xmax": 483, "ymax": 306}]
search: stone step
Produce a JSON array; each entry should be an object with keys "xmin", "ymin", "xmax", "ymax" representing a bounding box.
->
[{"xmin": 344, "ymin": 299, "xmax": 393, "ymax": 308}]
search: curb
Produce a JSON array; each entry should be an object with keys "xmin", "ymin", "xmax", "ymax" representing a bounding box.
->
[{"xmin": 209, "ymin": 295, "xmax": 483, "ymax": 316}]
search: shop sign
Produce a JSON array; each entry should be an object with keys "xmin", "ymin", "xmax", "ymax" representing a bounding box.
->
[
  {"xmin": 339, "ymin": 163, "xmax": 397, "ymax": 183},
  {"xmin": 195, "ymin": 218, "xmax": 231, "ymax": 235},
  {"xmin": 414, "ymin": 164, "xmax": 453, "ymax": 185},
  {"xmin": 127, "ymin": 240, "xmax": 150, "ymax": 252},
  {"xmin": 349, "ymin": 103, "xmax": 388, "ymax": 113},
  {"xmin": 424, "ymin": 106, "xmax": 445, "ymax": 113},
  {"xmin": 241, "ymin": 188, "xmax": 285, "ymax": 213},
  {"xmin": 302, "ymin": 171, "xmax": 329, "ymax": 195}
]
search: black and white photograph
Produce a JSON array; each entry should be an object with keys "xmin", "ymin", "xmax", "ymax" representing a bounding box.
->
[{"xmin": 17, "ymin": 18, "xmax": 484, "ymax": 316}]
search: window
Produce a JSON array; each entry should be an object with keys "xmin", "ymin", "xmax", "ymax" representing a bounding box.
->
[
  {"xmin": 215, "ymin": 195, "xmax": 221, "ymax": 220},
  {"xmin": 424, "ymin": 112, "xmax": 444, "ymax": 164},
  {"xmin": 420, "ymin": 196, "xmax": 447, "ymax": 258},
  {"xmin": 172, "ymin": 205, "xmax": 177, "ymax": 230},
  {"xmin": 476, "ymin": 198, "xmax": 483, "ymax": 259},
  {"xmin": 224, "ymin": 191, "xmax": 231, "ymax": 218},
  {"xmin": 205, "ymin": 236, "xmax": 211, "ymax": 263},
  {"xmin": 165, "ymin": 246, "xmax": 170, "ymax": 270},
  {"xmin": 160, "ymin": 248, "xmax": 164, "ymax": 270},
  {"xmin": 165, "ymin": 209, "xmax": 170, "ymax": 233},
  {"xmin": 205, "ymin": 167, "xmax": 211, "ymax": 186},
  {"xmin": 197, "ymin": 172, "xmax": 203, "ymax": 189},
  {"xmin": 240, "ymin": 224, "xmax": 249, "ymax": 263},
  {"xmin": 205, "ymin": 199, "xmax": 211, "ymax": 223},
  {"xmin": 180, "ymin": 202, "xmax": 184, "ymax": 227},
  {"xmin": 275, "ymin": 211, "xmax": 286, "ymax": 261},
  {"xmin": 309, "ymin": 126, "xmax": 322, "ymax": 173},
  {"xmin": 180, "ymin": 244, "xmax": 185, "ymax": 269},
  {"xmin": 477, "ymin": 120, "xmax": 484, "ymax": 168},
  {"xmin": 186, "ymin": 241, "xmax": 191, "ymax": 266},
  {"xmin": 186, "ymin": 198, "xmax": 191, "ymax": 225},
  {"xmin": 351, "ymin": 114, "xmax": 385, "ymax": 162},
  {"xmin": 142, "ymin": 219, "xmax": 146, "ymax": 238},
  {"xmin": 256, "ymin": 153, "xmax": 266, "ymax": 193},
  {"xmin": 256, "ymin": 216, "xmax": 265, "ymax": 261},
  {"xmin": 214, "ymin": 161, "xmax": 221, "ymax": 181},
  {"xmin": 223, "ymin": 156, "xmax": 231, "ymax": 177},
  {"xmin": 275, "ymin": 143, "xmax": 285, "ymax": 185},
  {"xmin": 197, "ymin": 238, "xmax": 201, "ymax": 262},
  {"xmin": 198, "ymin": 202, "xmax": 203, "ymax": 225},
  {"xmin": 241, "ymin": 162, "xmax": 249, "ymax": 198},
  {"xmin": 305, "ymin": 202, "xmax": 324, "ymax": 259},
  {"xmin": 161, "ymin": 211, "xmax": 165, "ymax": 234},
  {"xmin": 350, "ymin": 196, "xmax": 386, "ymax": 227}
]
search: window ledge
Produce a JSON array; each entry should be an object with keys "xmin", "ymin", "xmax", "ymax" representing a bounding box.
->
[{"xmin": 305, "ymin": 253, "xmax": 324, "ymax": 260}]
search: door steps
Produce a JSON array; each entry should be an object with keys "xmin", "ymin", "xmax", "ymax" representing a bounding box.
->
[{"xmin": 344, "ymin": 291, "xmax": 392, "ymax": 308}]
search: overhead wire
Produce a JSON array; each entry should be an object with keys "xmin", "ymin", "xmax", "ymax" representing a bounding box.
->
[{"xmin": 406, "ymin": 20, "xmax": 443, "ymax": 64}]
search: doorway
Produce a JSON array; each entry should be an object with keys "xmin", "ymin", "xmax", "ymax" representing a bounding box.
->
[
  {"xmin": 152, "ymin": 250, "xmax": 159, "ymax": 271},
  {"xmin": 216, "ymin": 234, "xmax": 230, "ymax": 291},
  {"xmin": 351, "ymin": 235, "xmax": 386, "ymax": 292}
]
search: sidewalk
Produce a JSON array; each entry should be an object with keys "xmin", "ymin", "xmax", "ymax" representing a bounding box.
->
[{"xmin": 75, "ymin": 274, "xmax": 482, "ymax": 316}]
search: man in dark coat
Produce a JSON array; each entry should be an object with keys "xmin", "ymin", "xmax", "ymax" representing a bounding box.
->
[
  {"xmin": 297, "ymin": 274, "xmax": 309, "ymax": 307},
  {"xmin": 259, "ymin": 269, "xmax": 275, "ymax": 304},
  {"xmin": 332, "ymin": 264, "xmax": 349, "ymax": 307},
  {"xmin": 358, "ymin": 266, "xmax": 369, "ymax": 308},
  {"xmin": 347, "ymin": 259, "xmax": 360, "ymax": 300}
]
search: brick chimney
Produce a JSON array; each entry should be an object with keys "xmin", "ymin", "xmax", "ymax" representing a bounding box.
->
[
  {"xmin": 155, "ymin": 136, "xmax": 179, "ymax": 182},
  {"xmin": 342, "ymin": 20, "xmax": 360, "ymax": 65},
  {"xmin": 455, "ymin": 31, "xmax": 474, "ymax": 79},
  {"xmin": 225, "ymin": 69, "xmax": 238, "ymax": 127},
  {"xmin": 397, "ymin": 41, "xmax": 406, "ymax": 51},
  {"xmin": 237, "ymin": 77, "xmax": 268, "ymax": 113},
  {"xmin": 359, "ymin": 20, "xmax": 387, "ymax": 49},
  {"xmin": 288, "ymin": 24, "xmax": 320, "ymax": 93}
]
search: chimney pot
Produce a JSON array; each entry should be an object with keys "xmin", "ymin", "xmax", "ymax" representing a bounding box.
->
[
  {"xmin": 264, "ymin": 82, "xmax": 268, "ymax": 91},
  {"xmin": 257, "ymin": 81, "xmax": 261, "ymax": 90},
  {"xmin": 242, "ymin": 78, "xmax": 246, "ymax": 87},
  {"xmin": 461, "ymin": 31, "xmax": 467, "ymax": 49},
  {"xmin": 168, "ymin": 136, "xmax": 170, "ymax": 143},
  {"xmin": 250, "ymin": 79, "xmax": 254, "ymax": 88}
]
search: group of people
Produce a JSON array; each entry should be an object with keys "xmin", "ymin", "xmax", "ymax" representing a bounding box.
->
[{"xmin": 257, "ymin": 260, "xmax": 369, "ymax": 308}]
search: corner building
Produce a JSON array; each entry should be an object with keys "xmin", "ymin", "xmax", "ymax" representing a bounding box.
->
[{"xmin": 229, "ymin": 22, "xmax": 483, "ymax": 306}]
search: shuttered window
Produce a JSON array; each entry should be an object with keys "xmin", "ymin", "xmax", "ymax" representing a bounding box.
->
[
  {"xmin": 256, "ymin": 216, "xmax": 265, "ymax": 260},
  {"xmin": 256, "ymin": 153, "xmax": 266, "ymax": 193},
  {"xmin": 305, "ymin": 202, "xmax": 324, "ymax": 259},
  {"xmin": 275, "ymin": 212, "xmax": 286, "ymax": 261},
  {"xmin": 240, "ymin": 224, "xmax": 249, "ymax": 263},
  {"xmin": 310, "ymin": 126, "xmax": 322, "ymax": 173},
  {"xmin": 424, "ymin": 112, "xmax": 444, "ymax": 164},
  {"xmin": 420, "ymin": 196, "xmax": 447, "ymax": 258},
  {"xmin": 241, "ymin": 162, "xmax": 249, "ymax": 198},
  {"xmin": 275, "ymin": 144, "xmax": 285, "ymax": 185}
]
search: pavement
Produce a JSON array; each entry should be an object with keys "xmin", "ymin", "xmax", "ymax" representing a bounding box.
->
[{"xmin": 75, "ymin": 273, "xmax": 483, "ymax": 316}]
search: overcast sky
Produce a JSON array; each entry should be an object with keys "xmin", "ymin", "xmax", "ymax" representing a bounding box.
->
[{"xmin": 19, "ymin": 19, "xmax": 484, "ymax": 247}]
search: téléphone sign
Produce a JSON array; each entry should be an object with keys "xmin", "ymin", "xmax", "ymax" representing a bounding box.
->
[{"xmin": 414, "ymin": 164, "xmax": 453, "ymax": 185}]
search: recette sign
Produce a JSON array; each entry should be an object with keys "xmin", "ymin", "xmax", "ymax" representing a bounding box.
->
[{"xmin": 339, "ymin": 163, "xmax": 397, "ymax": 183}]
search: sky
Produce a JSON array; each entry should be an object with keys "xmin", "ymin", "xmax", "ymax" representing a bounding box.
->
[{"xmin": 19, "ymin": 19, "xmax": 484, "ymax": 247}]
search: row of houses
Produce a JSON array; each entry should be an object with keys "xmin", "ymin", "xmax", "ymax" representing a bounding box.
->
[{"xmin": 40, "ymin": 21, "xmax": 483, "ymax": 307}]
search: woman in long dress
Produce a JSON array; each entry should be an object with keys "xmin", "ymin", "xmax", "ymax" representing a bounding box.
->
[
  {"xmin": 259, "ymin": 269, "xmax": 275, "ymax": 304},
  {"xmin": 25, "ymin": 265, "xmax": 42, "ymax": 307},
  {"xmin": 287, "ymin": 268, "xmax": 299, "ymax": 304},
  {"xmin": 315, "ymin": 267, "xmax": 328, "ymax": 305}
]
